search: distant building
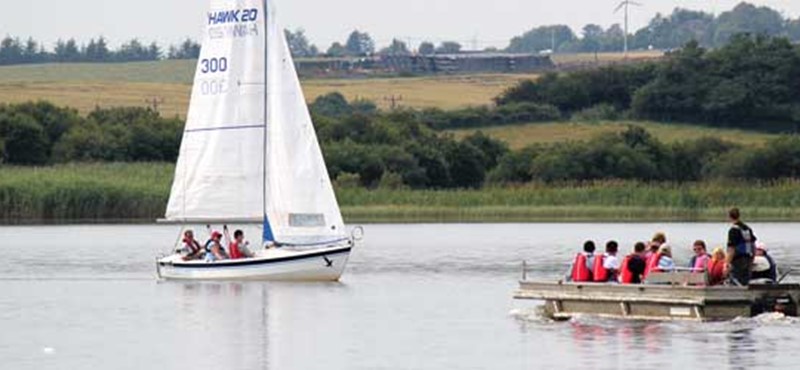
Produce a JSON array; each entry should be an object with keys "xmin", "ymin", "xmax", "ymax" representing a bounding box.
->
[{"xmin": 295, "ymin": 52, "xmax": 553, "ymax": 77}]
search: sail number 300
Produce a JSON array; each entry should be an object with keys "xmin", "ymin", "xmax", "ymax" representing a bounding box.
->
[{"xmin": 201, "ymin": 57, "xmax": 228, "ymax": 74}]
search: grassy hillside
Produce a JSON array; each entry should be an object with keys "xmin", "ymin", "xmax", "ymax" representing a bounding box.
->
[
  {"xmin": 448, "ymin": 121, "xmax": 779, "ymax": 149},
  {"xmin": 0, "ymin": 60, "xmax": 538, "ymax": 114}
]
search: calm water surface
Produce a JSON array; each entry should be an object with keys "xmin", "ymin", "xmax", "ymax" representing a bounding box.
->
[{"xmin": 2, "ymin": 223, "xmax": 799, "ymax": 370}]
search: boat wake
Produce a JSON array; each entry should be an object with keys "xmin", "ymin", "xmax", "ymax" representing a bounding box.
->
[
  {"xmin": 509, "ymin": 306, "xmax": 553, "ymax": 324},
  {"xmin": 509, "ymin": 305, "xmax": 799, "ymax": 330},
  {"xmin": 736, "ymin": 312, "xmax": 800, "ymax": 326}
]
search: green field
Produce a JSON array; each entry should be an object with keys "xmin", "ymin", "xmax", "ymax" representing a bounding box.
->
[
  {"xmin": 2, "ymin": 163, "xmax": 799, "ymax": 223},
  {"xmin": 448, "ymin": 120, "xmax": 779, "ymax": 149},
  {"xmin": 0, "ymin": 60, "xmax": 538, "ymax": 115}
]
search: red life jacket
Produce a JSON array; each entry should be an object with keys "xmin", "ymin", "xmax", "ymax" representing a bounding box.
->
[
  {"xmin": 619, "ymin": 255, "xmax": 634, "ymax": 284},
  {"xmin": 229, "ymin": 242, "xmax": 244, "ymax": 259},
  {"xmin": 707, "ymin": 259, "xmax": 726, "ymax": 286},
  {"xmin": 183, "ymin": 238, "xmax": 201, "ymax": 254},
  {"xmin": 571, "ymin": 253, "xmax": 592, "ymax": 282},
  {"xmin": 593, "ymin": 254, "xmax": 609, "ymax": 282},
  {"xmin": 644, "ymin": 252, "xmax": 663, "ymax": 277}
]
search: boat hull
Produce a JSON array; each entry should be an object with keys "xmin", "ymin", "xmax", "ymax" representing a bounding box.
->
[
  {"xmin": 157, "ymin": 244, "xmax": 352, "ymax": 281},
  {"xmin": 515, "ymin": 280, "xmax": 800, "ymax": 321}
]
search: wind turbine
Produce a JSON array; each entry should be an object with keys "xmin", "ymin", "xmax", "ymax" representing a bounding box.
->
[{"xmin": 614, "ymin": 0, "xmax": 642, "ymax": 56}]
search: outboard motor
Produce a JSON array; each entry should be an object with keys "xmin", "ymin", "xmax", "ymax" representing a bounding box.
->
[{"xmin": 752, "ymin": 294, "xmax": 798, "ymax": 317}]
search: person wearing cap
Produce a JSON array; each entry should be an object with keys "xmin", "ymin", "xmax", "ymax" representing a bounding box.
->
[
  {"xmin": 204, "ymin": 231, "xmax": 227, "ymax": 262},
  {"xmin": 751, "ymin": 242, "xmax": 777, "ymax": 282},
  {"xmin": 726, "ymin": 207, "xmax": 757, "ymax": 285}
]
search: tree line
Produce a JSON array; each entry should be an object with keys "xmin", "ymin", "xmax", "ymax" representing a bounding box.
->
[
  {"xmin": 2, "ymin": 94, "xmax": 800, "ymax": 189},
  {"xmin": 497, "ymin": 34, "xmax": 800, "ymax": 132},
  {"xmin": 0, "ymin": 37, "xmax": 201, "ymax": 65},
  {"xmin": 508, "ymin": 2, "xmax": 800, "ymax": 53},
  {"xmin": 2, "ymin": 2, "xmax": 795, "ymax": 66}
]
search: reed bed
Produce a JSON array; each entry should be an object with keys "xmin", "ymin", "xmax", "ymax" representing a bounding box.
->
[
  {"xmin": 0, "ymin": 163, "xmax": 172, "ymax": 223},
  {"xmin": 1, "ymin": 163, "xmax": 799, "ymax": 223}
]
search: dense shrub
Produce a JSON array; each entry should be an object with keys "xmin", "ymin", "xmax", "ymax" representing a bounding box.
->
[
  {"xmin": 497, "ymin": 35, "xmax": 800, "ymax": 132},
  {"xmin": 0, "ymin": 112, "xmax": 50, "ymax": 165},
  {"xmin": 496, "ymin": 63, "xmax": 659, "ymax": 113}
]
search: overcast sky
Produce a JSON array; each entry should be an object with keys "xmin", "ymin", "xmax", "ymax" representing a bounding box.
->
[{"xmin": 3, "ymin": 1, "xmax": 799, "ymax": 50}]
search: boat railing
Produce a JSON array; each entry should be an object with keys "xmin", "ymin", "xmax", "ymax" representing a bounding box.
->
[{"xmin": 645, "ymin": 268, "xmax": 707, "ymax": 286}]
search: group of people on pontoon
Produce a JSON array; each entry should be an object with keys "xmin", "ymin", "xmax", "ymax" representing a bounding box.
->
[
  {"xmin": 566, "ymin": 208, "xmax": 780, "ymax": 286},
  {"xmin": 177, "ymin": 227, "xmax": 255, "ymax": 262}
]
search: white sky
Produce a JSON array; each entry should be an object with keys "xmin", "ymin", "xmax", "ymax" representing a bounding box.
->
[{"xmin": 2, "ymin": 1, "xmax": 799, "ymax": 50}]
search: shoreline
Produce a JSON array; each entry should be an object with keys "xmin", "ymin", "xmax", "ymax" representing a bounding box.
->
[{"xmin": 2, "ymin": 206, "xmax": 799, "ymax": 225}]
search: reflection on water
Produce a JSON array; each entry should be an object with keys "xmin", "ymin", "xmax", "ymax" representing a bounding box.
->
[{"xmin": 1, "ymin": 223, "xmax": 799, "ymax": 370}]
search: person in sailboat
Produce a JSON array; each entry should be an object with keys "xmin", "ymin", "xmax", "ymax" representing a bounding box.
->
[
  {"xmin": 227, "ymin": 229, "xmax": 254, "ymax": 260},
  {"xmin": 178, "ymin": 230, "xmax": 203, "ymax": 261},
  {"xmin": 205, "ymin": 231, "xmax": 228, "ymax": 262}
]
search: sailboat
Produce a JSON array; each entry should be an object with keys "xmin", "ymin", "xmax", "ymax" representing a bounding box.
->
[{"xmin": 156, "ymin": 0, "xmax": 358, "ymax": 281}]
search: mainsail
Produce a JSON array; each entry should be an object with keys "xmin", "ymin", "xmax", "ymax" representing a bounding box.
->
[{"xmin": 165, "ymin": 0, "xmax": 345, "ymax": 245}]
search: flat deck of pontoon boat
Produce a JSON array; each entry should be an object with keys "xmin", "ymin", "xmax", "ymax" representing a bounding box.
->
[{"xmin": 514, "ymin": 271, "xmax": 800, "ymax": 321}]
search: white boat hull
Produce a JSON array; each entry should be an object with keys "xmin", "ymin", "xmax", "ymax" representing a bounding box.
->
[{"xmin": 156, "ymin": 244, "xmax": 352, "ymax": 281}]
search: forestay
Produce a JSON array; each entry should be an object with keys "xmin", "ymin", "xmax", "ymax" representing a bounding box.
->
[{"xmin": 165, "ymin": 0, "xmax": 345, "ymax": 245}]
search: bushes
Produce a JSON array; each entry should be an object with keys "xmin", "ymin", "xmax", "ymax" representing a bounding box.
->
[
  {"xmin": 0, "ymin": 101, "xmax": 82, "ymax": 165},
  {"xmin": 0, "ymin": 103, "xmax": 183, "ymax": 164},
  {"xmin": 497, "ymin": 35, "xmax": 800, "ymax": 131},
  {"xmin": 488, "ymin": 125, "xmax": 800, "ymax": 184},
  {"xmin": 0, "ymin": 112, "xmax": 50, "ymax": 165},
  {"xmin": 313, "ymin": 96, "xmax": 512, "ymax": 189},
  {"xmin": 398, "ymin": 102, "xmax": 561, "ymax": 130},
  {"xmin": 496, "ymin": 63, "xmax": 659, "ymax": 114}
]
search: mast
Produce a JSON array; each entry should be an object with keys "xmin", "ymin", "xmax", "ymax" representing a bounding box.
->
[{"xmin": 262, "ymin": 0, "xmax": 275, "ymax": 243}]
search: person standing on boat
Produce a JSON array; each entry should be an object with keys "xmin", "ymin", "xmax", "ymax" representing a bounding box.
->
[
  {"xmin": 620, "ymin": 242, "xmax": 647, "ymax": 284},
  {"xmin": 228, "ymin": 229, "xmax": 254, "ymax": 260},
  {"xmin": 688, "ymin": 240, "xmax": 711, "ymax": 272},
  {"xmin": 205, "ymin": 231, "xmax": 227, "ymax": 262},
  {"xmin": 725, "ymin": 208, "xmax": 756, "ymax": 285},
  {"xmin": 568, "ymin": 241, "xmax": 596, "ymax": 282}
]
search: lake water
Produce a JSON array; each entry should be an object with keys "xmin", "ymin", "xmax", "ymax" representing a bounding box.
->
[{"xmin": 2, "ymin": 223, "xmax": 799, "ymax": 370}]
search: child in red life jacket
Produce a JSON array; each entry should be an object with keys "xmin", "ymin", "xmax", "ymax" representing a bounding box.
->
[
  {"xmin": 620, "ymin": 242, "xmax": 648, "ymax": 284},
  {"xmin": 593, "ymin": 240, "xmax": 620, "ymax": 282},
  {"xmin": 569, "ymin": 240, "xmax": 596, "ymax": 282}
]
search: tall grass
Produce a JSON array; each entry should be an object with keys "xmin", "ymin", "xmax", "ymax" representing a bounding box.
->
[
  {"xmin": 0, "ymin": 163, "xmax": 172, "ymax": 223},
  {"xmin": 336, "ymin": 181, "xmax": 800, "ymax": 222},
  {"xmin": 1, "ymin": 163, "xmax": 799, "ymax": 223}
]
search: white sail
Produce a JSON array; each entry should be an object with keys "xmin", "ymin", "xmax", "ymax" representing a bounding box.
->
[
  {"xmin": 263, "ymin": 1, "xmax": 346, "ymax": 244},
  {"xmin": 166, "ymin": 0, "xmax": 345, "ymax": 245},
  {"xmin": 166, "ymin": 0, "xmax": 267, "ymax": 222}
]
